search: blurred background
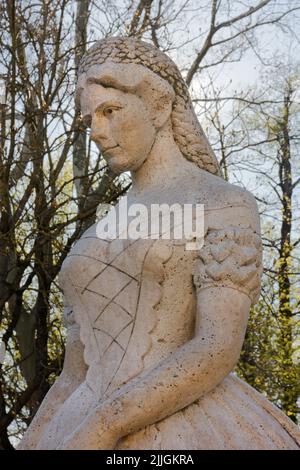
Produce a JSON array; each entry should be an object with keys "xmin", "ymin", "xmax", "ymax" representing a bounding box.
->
[{"xmin": 0, "ymin": 0, "xmax": 299, "ymax": 448}]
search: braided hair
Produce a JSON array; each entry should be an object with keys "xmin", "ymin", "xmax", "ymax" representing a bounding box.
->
[{"xmin": 78, "ymin": 37, "xmax": 222, "ymax": 177}]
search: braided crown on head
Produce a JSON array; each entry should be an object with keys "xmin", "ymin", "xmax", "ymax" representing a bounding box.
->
[{"xmin": 78, "ymin": 37, "xmax": 222, "ymax": 177}]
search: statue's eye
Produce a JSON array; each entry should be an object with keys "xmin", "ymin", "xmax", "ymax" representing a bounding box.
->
[
  {"xmin": 103, "ymin": 105, "xmax": 122, "ymax": 117},
  {"xmin": 104, "ymin": 107, "xmax": 114, "ymax": 117}
]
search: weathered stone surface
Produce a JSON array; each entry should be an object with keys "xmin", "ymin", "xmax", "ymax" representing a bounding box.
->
[{"xmin": 19, "ymin": 37, "xmax": 300, "ymax": 450}]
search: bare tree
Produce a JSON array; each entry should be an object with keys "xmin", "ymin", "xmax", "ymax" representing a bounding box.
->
[{"xmin": 0, "ymin": 0, "xmax": 299, "ymax": 448}]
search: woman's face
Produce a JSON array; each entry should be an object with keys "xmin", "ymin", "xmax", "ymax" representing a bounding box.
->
[{"xmin": 79, "ymin": 79, "xmax": 157, "ymax": 174}]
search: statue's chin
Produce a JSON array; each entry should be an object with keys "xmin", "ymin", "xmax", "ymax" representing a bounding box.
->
[
  {"xmin": 105, "ymin": 154, "xmax": 145, "ymax": 175},
  {"xmin": 106, "ymin": 158, "xmax": 129, "ymax": 175}
]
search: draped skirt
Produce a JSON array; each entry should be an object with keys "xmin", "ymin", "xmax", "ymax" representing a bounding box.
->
[{"xmin": 116, "ymin": 374, "xmax": 300, "ymax": 450}]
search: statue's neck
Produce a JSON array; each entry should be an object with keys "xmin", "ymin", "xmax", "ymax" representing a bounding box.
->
[{"xmin": 130, "ymin": 125, "xmax": 196, "ymax": 195}]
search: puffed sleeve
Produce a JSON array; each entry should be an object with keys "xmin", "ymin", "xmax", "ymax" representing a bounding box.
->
[{"xmin": 193, "ymin": 226, "xmax": 263, "ymax": 305}]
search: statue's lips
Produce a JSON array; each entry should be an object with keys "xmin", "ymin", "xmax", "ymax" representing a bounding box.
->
[{"xmin": 102, "ymin": 145, "xmax": 120, "ymax": 156}]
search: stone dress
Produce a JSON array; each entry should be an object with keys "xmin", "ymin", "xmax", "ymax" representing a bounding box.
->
[{"xmin": 47, "ymin": 203, "xmax": 300, "ymax": 451}]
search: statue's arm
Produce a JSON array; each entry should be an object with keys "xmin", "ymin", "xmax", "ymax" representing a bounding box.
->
[
  {"xmin": 59, "ymin": 200, "xmax": 262, "ymax": 450},
  {"xmin": 109, "ymin": 287, "xmax": 252, "ymax": 431},
  {"xmin": 18, "ymin": 315, "xmax": 87, "ymax": 449}
]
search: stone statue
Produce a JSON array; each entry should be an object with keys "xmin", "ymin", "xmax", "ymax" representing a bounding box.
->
[{"xmin": 19, "ymin": 37, "xmax": 300, "ymax": 450}]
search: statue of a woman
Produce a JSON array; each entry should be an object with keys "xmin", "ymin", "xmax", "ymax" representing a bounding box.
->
[{"xmin": 19, "ymin": 37, "xmax": 300, "ymax": 450}]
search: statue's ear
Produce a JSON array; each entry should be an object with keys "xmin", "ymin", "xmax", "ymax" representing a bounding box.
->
[{"xmin": 136, "ymin": 74, "xmax": 175, "ymax": 130}]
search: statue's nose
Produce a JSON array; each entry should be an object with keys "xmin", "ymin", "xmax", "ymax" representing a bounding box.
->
[{"xmin": 90, "ymin": 117, "xmax": 110, "ymax": 147}]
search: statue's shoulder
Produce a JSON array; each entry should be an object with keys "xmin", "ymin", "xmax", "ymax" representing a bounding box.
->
[
  {"xmin": 192, "ymin": 172, "xmax": 260, "ymax": 233},
  {"xmin": 191, "ymin": 173, "xmax": 262, "ymax": 305}
]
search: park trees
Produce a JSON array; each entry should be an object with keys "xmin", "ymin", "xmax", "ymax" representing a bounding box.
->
[{"xmin": 0, "ymin": 0, "xmax": 299, "ymax": 447}]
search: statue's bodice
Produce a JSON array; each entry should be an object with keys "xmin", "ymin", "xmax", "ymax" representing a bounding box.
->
[
  {"xmin": 21, "ymin": 178, "xmax": 300, "ymax": 450},
  {"xmin": 59, "ymin": 223, "xmax": 197, "ymax": 400}
]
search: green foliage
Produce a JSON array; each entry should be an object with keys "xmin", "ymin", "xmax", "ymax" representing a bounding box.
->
[{"xmin": 237, "ymin": 274, "xmax": 300, "ymax": 421}]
